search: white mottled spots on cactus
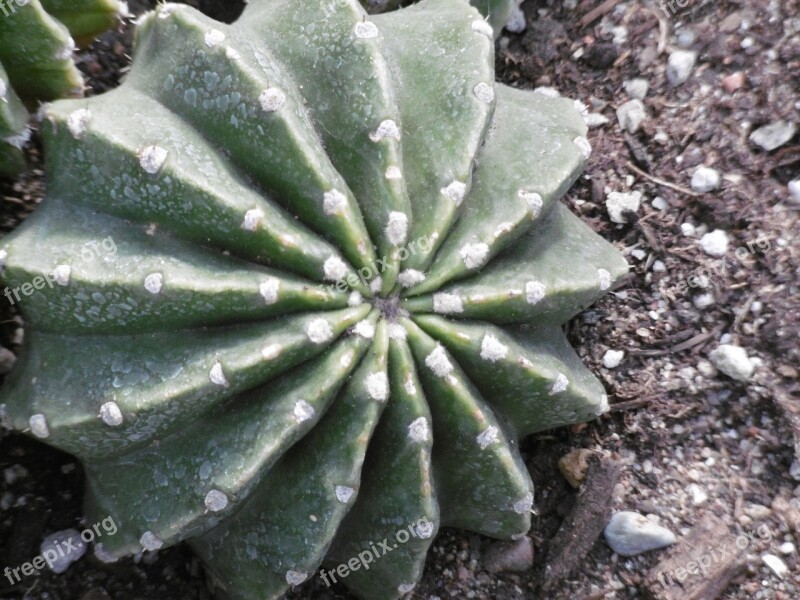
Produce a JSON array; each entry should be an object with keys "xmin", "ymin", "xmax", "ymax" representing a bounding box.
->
[
  {"xmin": 459, "ymin": 242, "xmax": 489, "ymax": 269},
  {"xmin": 494, "ymin": 222, "xmax": 514, "ymax": 238},
  {"xmin": 471, "ymin": 19, "xmax": 494, "ymax": 38},
  {"xmin": 67, "ymin": 109, "xmax": 91, "ymax": 139},
  {"xmin": 369, "ymin": 119, "xmax": 400, "ymax": 143},
  {"xmin": 369, "ymin": 276, "xmax": 383, "ymax": 294},
  {"xmin": 415, "ymin": 519, "xmax": 435, "ymax": 539},
  {"xmin": 441, "ymin": 180, "xmax": 467, "ymax": 206},
  {"xmin": 340, "ymin": 350, "xmax": 355, "ymax": 369},
  {"xmin": 335, "ymin": 485, "xmax": 354, "ymax": 503},
  {"xmin": 365, "ymin": 372, "xmax": 389, "ymax": 402},
  {"xmin": 549, "ymin": 372, "xmax": 569, "ymax": 395},
  {"xmin": 306, "ymin": 318, "xmax": 333, "ymax": 344},
  {"xmin": 473, "ymin": 82, "xmax": 495, "ymax": 103},
  {"xmin": 204, "ymin": 29, "xmax": 225, "ymax": 48},
  {"xmin": 293, "ymin": 400, "xmax": 315, "ymax": 423},
  {"xmin": 144, "ymin": 273, "xmax": 163, "ymax": 295},
  {"xmin": 204, "ymin": 489, "xmax": 228, "ymax": 512},
  {"xmin": 385, "ymin": 165, "xmax": 402, "ymax": 180},
  {"xmin": 388, "ymin": 323, "xmax": 407, "ymax": 341},
  {"xmin": 573, "ymin": 136, "xmax": 592, "ymax": 159},
  {"xmin": 323, "ymin": 255, "xmax": 348, "ymax": 282},
  {"xmin": 477, "ymin": 426, "xmax": 499, "ymax": 449},
  {"xmin": 286, "ymin": 570, "xmax": 308, "ymax": 586},
  {"xmin": 425, "ymin": 344, "xmax": 453, "ymax": 378},
  {"xmin": 99, "ymin": 402, "xmax": 124, "ymax": 427},
  {"xmin": 519, "ymin": 190, "xmax": 543, "ymax": 219},
  {"xmin": 323, "ymin": 189, "xmax": 347, "ymax": 215},
  {"xmin": 398, "ymin": 583, "xmax": 416, "ymax": 594},
  {"xmin": 433, "ymin": 293, "xmax": 463, "ymax": 314},
  {"xmin": 0, "ymin": 79, "xmax": 6, "ymax": 99},
  {"xmin": 139, "ymin": 531, "xmax": 163, "ymax": 551},
  {"xmin": 198, "ymin": 462, "xmax": 213, "ymax": 480},
  {"xmin": 29, "ymin": 414, "xmax": 49, "ymax": 438},
  {"xmin": 407, "ymin": 416, "xmax": 429, "ymax": 443},
  {"xmin": 241, "ymin": 208, "xmax": 264, "ymax": 231},
  {"xmin": 158, "ymin": 5, "xmax": 174, "ymax": 18},
  {"xmin": 259, "ymin": 88, "xmax": 286, "ymax": 112},
  {"xmin": 385, "ymin": 211, "xmax": 408, "ymax": 246},
  {"xmin": 353, "ymin": 320, "xmax": 375, "ymax": 339},
  {"xmin": 209, "ymin": 361, "xmax": 229, "ymax": 387},
  {"xmin": 525, "ymin": 280, "xmax": 546, "ymax": 305},
  {"xmin": 225, "ymin": 47, "xmax": 241, "ymax": 61},
  {"xmin": 55, "ymin": 38, "xmax": 75, "ymax": 60},
  {"xmin": 353, "ymin": 21, "xmax": 379, "ymax": 39},
  {"xmin": 397, "ymin": 269, "xmax": 425, "ymax": 288},
  {"xmin": 261, "ymin": 344, "xmax": 281, "ymax": 360},
  {"xmin": 0, "ymin": 249, "xmax": 7, "ymax": 270},
  {"xmin": 259, "ymin": 278, "xmax": 280, "ymax": 305},
  {"xmin": 52, "ymin": 265, "xmax": 71, "ymax": 286},
  {"xmin": 138, "ymin": 145, "xmax": 168, "ymax": 174},
  {"xmin": 480, "ymin": 334, "xmax": 508, "ymax": 362},
  {"xmin": 598, "ymin": 394, "xmax": 610, "ymax": 413},
  {"xmin": 402, "ymin": 372, "xmax": 416, "ymax": 395},
  {"xmin": 534, "ymin": 86, "xmax": 561, "ymax": 98},
  {"xmin": 513, "ymin": 492, "xmax": 534, "ymax": 514},
  {"xmin": 598, "ymin": 268, "xmax": 612, "ymax": 290},
  {"xmin": 348, "ymin": 292, "xmax": 363, "ymax": 307}
]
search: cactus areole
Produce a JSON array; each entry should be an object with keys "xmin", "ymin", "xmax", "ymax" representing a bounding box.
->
[{"xmin": 0, "ymin": 1, "xmax": 628, "ymax": 598}]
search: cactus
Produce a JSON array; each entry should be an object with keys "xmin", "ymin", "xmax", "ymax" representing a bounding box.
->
[
  {"xmin": 0, "ymin": 0, "xmax": 627, "ymax": 598},
  {"xmin": 0, "ymin": 0, "xmax": 126, "ymax": 176},
  {"xmin": 362, "ymin": 0, "xmax": 518, "ymax": 33}
]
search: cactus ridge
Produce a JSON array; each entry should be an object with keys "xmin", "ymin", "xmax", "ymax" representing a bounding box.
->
[{"xmin": 0, "ymin": 1, "xmax": 628, "ymax": 598}]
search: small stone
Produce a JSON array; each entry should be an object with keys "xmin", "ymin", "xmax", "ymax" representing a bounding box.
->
[
  {"xmin": 558, "ymin": 448, "xmax": 594, "ymax": 488},
  {"xmin": 481, "ymin": 537, "xmax": 533, "ymax": 573},
  {"xmin": 602, "ymin": 349, "xmax": 624, "ymax": 369},
  {"xmin": 699, "ymin": 229, "xmax": 729, "ymax": 257},
  {"xmin": 41, "ymin": 529, "xmax": 87, "ymax": 573},
  {"xmin": 666, "ymin": 50, "xmax": 697, "ymax": 86},
  {"xmin": 749, "ymin": 120, "xmax": 797, "ymax": 152},
  {"xmin": 787, "ymin": 179, "xmax": 800, "ymax": 204},
  {"xmin": 779, "ymin": 542, "xmax": 796, "ymax": 555},
  {"xmin": 606, "ymin": 191, "xmax": 642, "ymax": 224},
  {"xmin": 0, "ymin": 347, "xmax": 16, "ymax": 375},
  {"xmin": 652, "ymin": 197, "xmax": 668, "ymax": 210},
  {"xmin": 709, "ymin": 344, "xmax": 754, "ymax": 381},
  {"xmin": 505, "ymin": 6, "xmax": 526, "ymax": 33},
  {"xmin": 584, "ymin": 113, "xmax": 610, "ymax": 128},
  {"xmin": 616, "ymin": 99, "xmax": 647, "ymax": 133},
  {"xmin": 691, "ymin": 166, "xmax": 721, "ymax": 192},
  {"xmin": 722, "ymin": 72, "xmax": 745, "ymax": 93},
  {"xmin": 762, "ymin": 554, "xmax": 788, "ymax": 579},
  {"xmin": 677, "ymin": 29, "xmax": 696, "ymax": 48},
  {"xmin": 686, "ymin": 483, "xmax": 708, "ymax": 505},
  {"xmin": 604, "ymin": 511, "xmax": 677, "ymax": 556},
  {"xmin": 680, "ymin": 222, "xmax": 696, "ymax": 236},
  {"xmin": 693, "ymin": 292, "xmax": 715, "ymax": 309},
  {"xmin": 623, "ymin": 78, "xmax": 649, "ymax": 99}
]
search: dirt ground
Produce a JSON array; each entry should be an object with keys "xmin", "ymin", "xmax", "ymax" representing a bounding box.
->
[{"xmin": 1, "ymin": 0, "xmax": 798, "ymax": 599}]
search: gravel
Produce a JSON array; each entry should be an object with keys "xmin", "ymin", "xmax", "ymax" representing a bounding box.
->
[
  {"xmin": 616, "ymin": 99, "xmax": 647, "ymax": 133},
  {"xmin": 749, "ymin": 120, "xmax": 797, "ymax": 151},
  {"xmin": 699, "ymin": 229, "xmax": 729, "ymax": 257},
  {"xmin": 690, "ymin": 166, "xmax": 722, "ymax": 192},
  {"xmin": 603, "ymin": 511, "xmax": 677, "ymax": 557},
  {"xmin": 665, "ymin": 49, "xmax": 697, "ymax": 86},
  {"xmin": 605, "ymin": 190, "xmax": 642, "ymax": 224},
  {"xmin": 709, "ymin": 344, "xmax": 755, "ymax": 381}
]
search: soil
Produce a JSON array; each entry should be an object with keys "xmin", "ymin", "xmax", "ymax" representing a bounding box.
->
[{"xmin": 1, "ymin": 1, "xmax": 798, "ymax": 599}]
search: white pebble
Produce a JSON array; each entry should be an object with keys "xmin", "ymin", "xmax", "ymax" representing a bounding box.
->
[
  {"xmin": 140, "ymin": 531, "xmax": 163, "ymax": 552},
  {"xmin": 623, "ymin": 78, "xmax": 649, "ymax": 99},
  {"xmin": 787, "ymin": 179, "xmax": 800, "ymax": 204},
  {"xmin": 699, "ymin": 229, "xmax": 729, "ymax": 257},
  {"xmin": 709, "ymin": 344, "xmax": 754, "ymax": 381},
  {"xmin": 616, "ymin": 99, "xmax": 647, "ymax": 134},
  {"xmin": 41, "ymin": 529, "xmax": 86, "ymax": 573},
  {"xmin": 573, "ymin": 136, "xmax": 592, "ymax": 159},
  {"xmin": 505, "ymin": 6, "xmax": 526, "ymax": 33},
  {"xmin": 602, "ymin": 349, "xmax": 624, "ymax": 368},
  {"xmin": 604, "ymin": 511, "xmax": 677, "ymax": 556},
  {"xmin": 691, "ymin": 166, "xmax": 721, "ymax": 192},
  {"xmin": 762, "ymin": 554, "xmax": 788, "ymax": 579},
  {"xmin": 285, "ymin": 570, "xmax": 308, "ymax": 586},
  {"xmin": 606, "ymin": 191, "xmax": 642, "ymax": 224},
  {"xmin": 666, "ymin": 50, "xmax": 697, "ymax": 86},
  {"xmin": 29, "ymin": 414, "xmax": 49, "ymax": 438},
  {"xmin": 681, "ymin": 222, "xmax": 696, "ymax": 236},
  {"xmin": 693, "ymin": 292, "xmax": 715, "ymax": 309}
]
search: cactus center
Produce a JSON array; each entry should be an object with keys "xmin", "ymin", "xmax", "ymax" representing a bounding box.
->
[{"xmin": 372, "ymin": 295, "xmax": 403, "ymax": 321}]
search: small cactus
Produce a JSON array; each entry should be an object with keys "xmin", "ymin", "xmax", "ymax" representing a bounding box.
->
[
  {"xmin": 0, "ymin": 1, "xmax": 627, "ymax": 598},
  {"xmin": 362, "ymin": 0, "xmax": 518, "ymax": 34},
  {"xmin": 0, "ymin": 0, "xmax": 126, "ymax": 176}
]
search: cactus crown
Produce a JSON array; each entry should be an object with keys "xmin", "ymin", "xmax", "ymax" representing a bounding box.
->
[{"xmin": 0, "ymin": 1, "xmax": 627, "ymax": 598}]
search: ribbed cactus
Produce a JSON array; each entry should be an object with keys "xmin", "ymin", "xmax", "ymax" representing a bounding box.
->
[
  {"xmin": 0, "ymin": 0, "xmax": 627, "ymax": 598},
  {"xmin": 363, "ymin": 0, "xmax": 519, "ymax": 33},
  {"xmin": 0, "ymin": 0, "xmax": 126, "ymax": 176}
]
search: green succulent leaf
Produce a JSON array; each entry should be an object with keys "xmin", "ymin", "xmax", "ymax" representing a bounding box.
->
[{"xmin": 0, "ymin": 1, "xmax": 627, "ymax": 598}]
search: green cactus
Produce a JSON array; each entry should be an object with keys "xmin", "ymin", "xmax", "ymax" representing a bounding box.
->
[
  {"xmin": 362, "ymin": 0, "xmax": 518, "ymax": 34},
  {"xmin": 0, "ymin": 0, "xmax": 627, "ymax": 598},
  {"xmin": 0, "ymin": 0, "xmax": 126, "ymax": 176}
]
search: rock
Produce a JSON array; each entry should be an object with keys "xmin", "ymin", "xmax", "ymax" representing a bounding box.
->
[
  {"xmin": 788, "ymin": 179, "xmax": 800, "ymax": 204},
  {"xmin": 606, "ymin": 191, "xmax": 642, "ymax": 224},
  {"xmin": 616, "ymin": 99, "xmax": 647, "ymax": 133},
  {"xmin": 666, "ymin": 50, "xmax": 697, "ymax": 86},
  {"xmin": 762, "ymin": 554, "xmax": 788, "ymax": 579},
  {"xmin": 749, "ymin": 120, "xmax": 797, "ymax": 151},
  {"xmin": 505, "ymin": 6, "xmax": 526, "ymax": 33},
  {"xmin": 677, "ymin": 29, "xmax": 696, "ymax": 48},
  {"xmin": 691, "ymin": 166, "xmax": 721, "ymax": 192},
  {"xmin": 602, "ymin": 349, "xmax": 624, "ymax": 369},
  {"xmin": 779, "ymin": 542, "xmax": 796, "ymax": 555},
  {"xmin": 709, "ymin": 344, "xmax": 754, "ymax": 381},
  {"xmin": 481, "ymin": 536, "xmax": 534, "ymax": 573},
  {"xmin": 681, "ymin": 222, "xmax": 696, "ymax": 236},
  {"xmin": 0, "ymin": 347, "xmax": 15, "ymax": 375},
  {"xmin": 693, "ymin": 293, "xmax": 715, "ymax": 309},
  {"xmin": 686, "ymin": 483, "xmax": 708, "ymax": 505},
  {"xmin": 623, "ymin": 78, "xmax": 649, "ymax": 99},
  {"xmin": 41, "ymin": 529, "xmax": 88, "ymax": 574},
  {"xmin": 699, "ymin": 229, "xmax": 729, "ymax": 257},
  {"xmin": 604, "ymin": 511, "xmax": 677, "ymax": 557},
  {"xmin": 584, "ymin": 113, "xmax": 609, "ymax": 128},
  {"xmin": 558, "ymin": 448, "xmax": 594, "ymax": 488},
  {"xmin": 722, "ymin": 72, "xmax": 745, "ymax": 93},
  {"xmin": 652, "ymin": 196, "xmax": 667, "ymax": 210}
]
